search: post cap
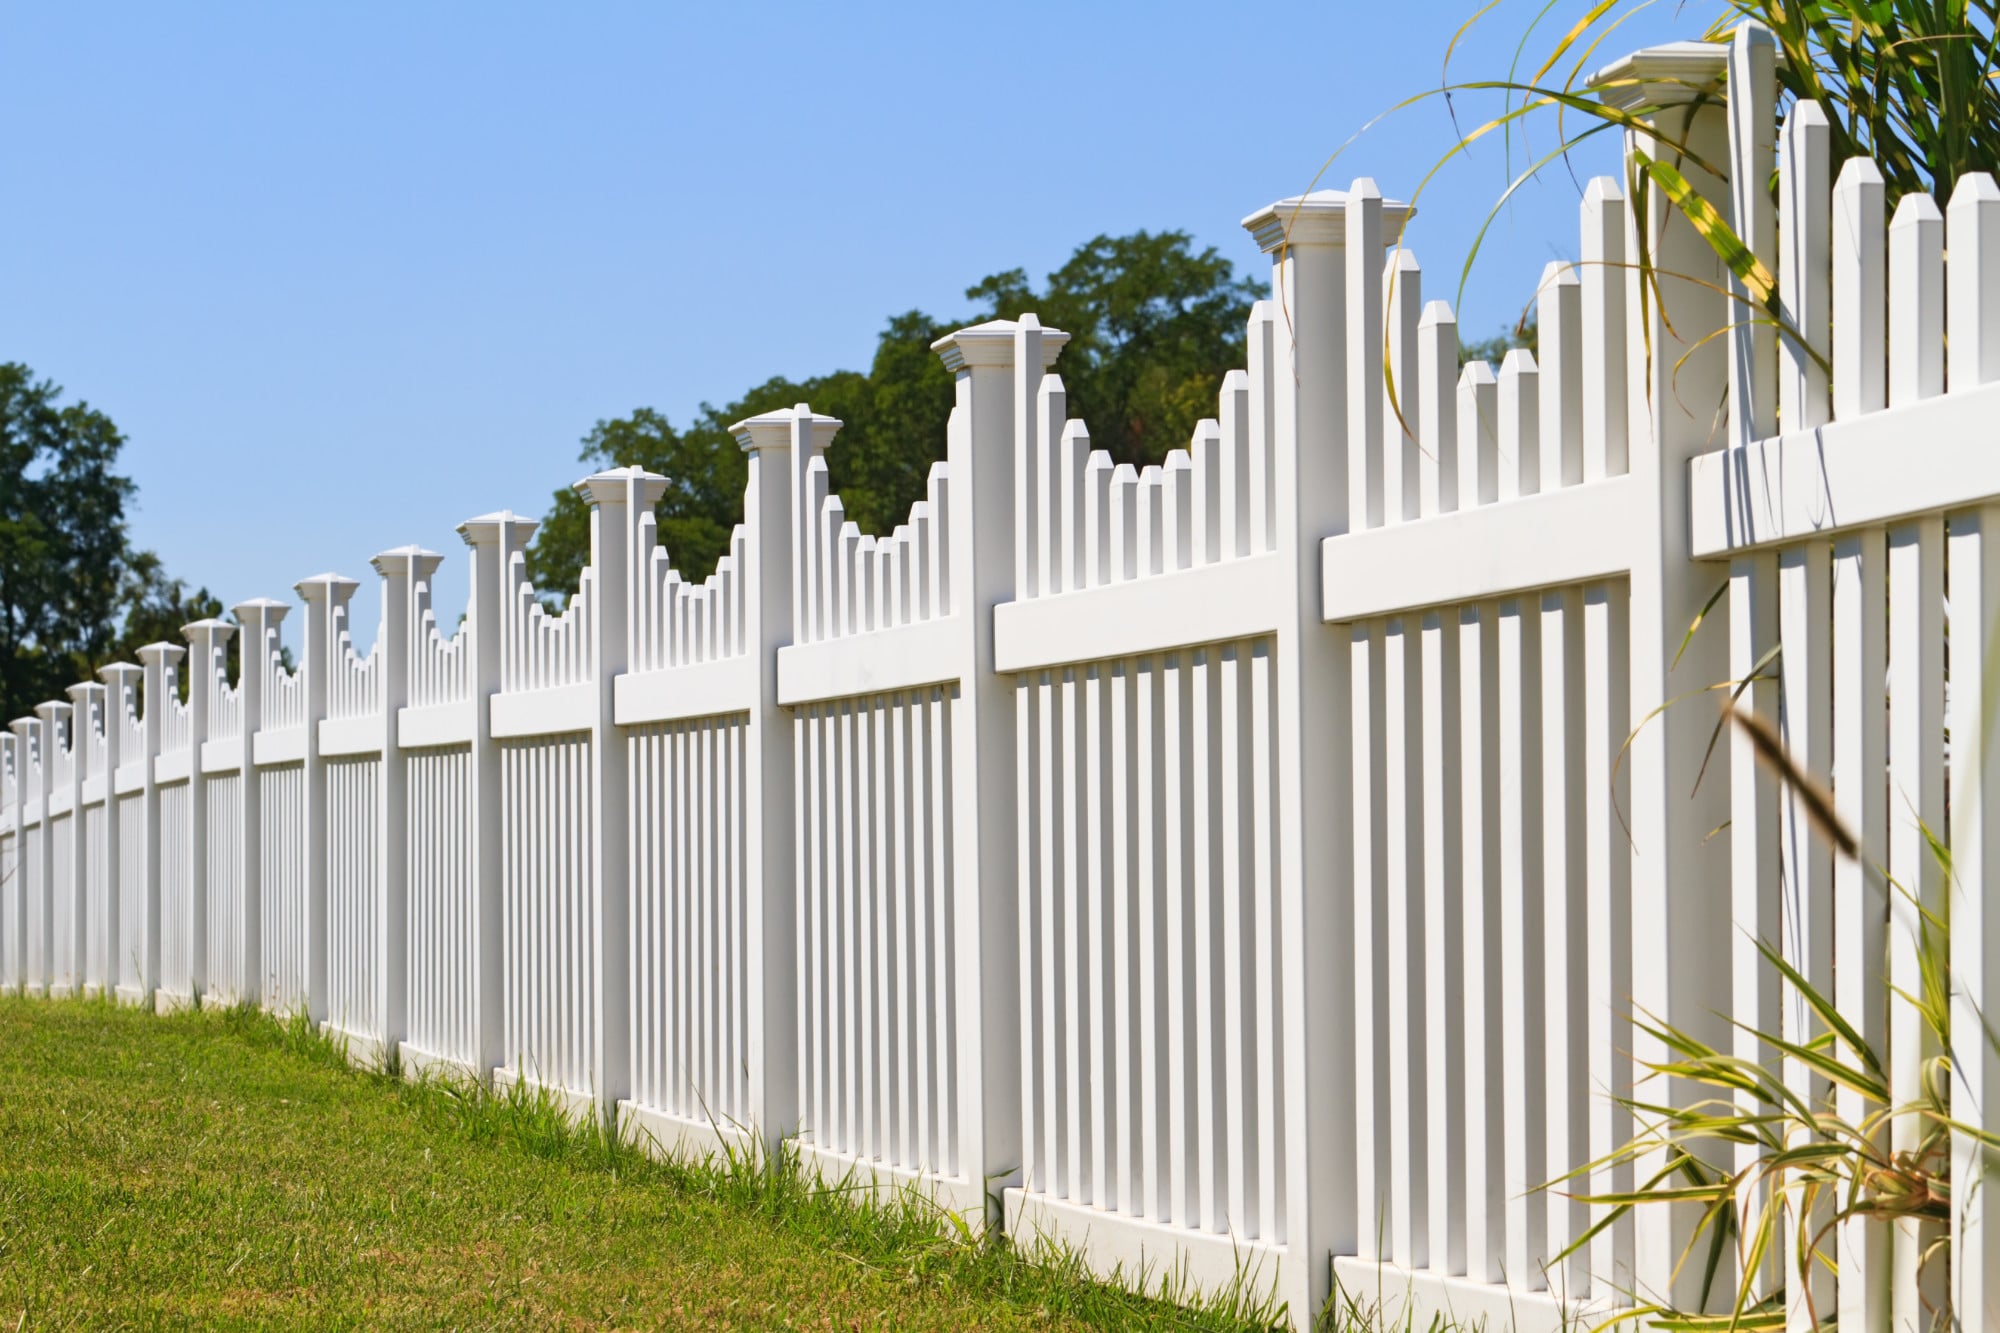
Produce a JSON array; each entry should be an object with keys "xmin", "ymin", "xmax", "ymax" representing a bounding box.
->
[
  {"xmin": 182, "ymin": 618, "xmax": 237, "ymax": 646},
  {"xmin": 294, "ymin": 573, "xmax": 361, "ymax": 606},
  {"xmin": 65, "ymin": 681, "xmax": 105, "ymax": 705},
  {"xmin": 1241, "ymin": 184, "xmax": 1415, "ymax": 255},
  {"xmin": 33, "ymin": 700, "xmax": 73, "ymax": 724},
  {"xmin": 370, "ymin": 545, "xmax": 446, "ymax": 580},
  {"xmin": 731, "ymin": 404, "xmax": 844, "ymax": 455},
  {"xmin": 931, "ymin": 315, "xmax": 1070, "ymax": 373},
  {"xmin": 135, "ymin": 642, "xmax": 187, "ymax": 668},
  {"xmin": 458, "ymin": 510, "xmax": 541, "ymax": 548},
  {"xmin": 98, "ymin": 661, "xmax": 144, "ymax": 688},
  {"xmin": 575, "ymin": 465, "xmax": 670, "ymax": 510},
  {"xmin": 1587, "ymin": 40, "xmax": 1728, "ymax": 111},
  {"xmin": 231, "ymin": 597, "xmax": 291, "ymax": 626}
]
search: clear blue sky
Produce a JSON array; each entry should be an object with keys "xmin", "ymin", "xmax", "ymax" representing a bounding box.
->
[{"xmin": 3, "ymin": 1, "xmax": 1697, "ymax": 648}]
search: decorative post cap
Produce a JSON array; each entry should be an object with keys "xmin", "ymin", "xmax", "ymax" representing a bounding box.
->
[
  {"xmin": 1587, "ymin": 39, "xmax": 1729, "ymax": 111},
  {"xmin": 135, "ymin": 642, "xmax": 187, "ymax": 668},
  {"xmin": 9, "ymin": 716, "xmax": 38, "ymax": 740},
  {"xmin": 98, "ymin": 661, "xmax": 145, "ymax": 689},
  {"xmin": 1240, "ymin": 182, "xmax": 1415, "ymax": 255},
  {"xmin": 731, "ymin": 404, "xmax": 843, "ymax": 455},
  {"xmin": 65, "ymin": 681, "xmax": 105, "ymax": 706},
  {"xmin": 231, "ymin": 597, "xmax": 291, "ymax": 627},
  {"xmin": 575, "ymin": 465, "xmax": 670, "ymax": 510},
  {"xmin": 33, "ymin": 700, "xmax": 73, "ymax": 723},
  {"xmin": 931, "ymin": 316, "xmax": 1070, "ymax": 372},
  {"xmin": 458, "ymin": 510, "xmax": 540, "ymax": 547},
  {"xmin": 370, "ymin": 545, "xmax": 446, "ymax": 581},
  {"xmin": 182, "ymin": 618, "xmax": 237, "ymax": 647},
  {"xmin": 294, "ymin": 573, "xmax": 361, "ymax": 605}
]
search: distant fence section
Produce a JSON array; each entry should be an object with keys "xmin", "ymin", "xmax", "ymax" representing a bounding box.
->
[{"xmin": 5, "ymin": 23, "xmax": 1998, "ymax": 1331}]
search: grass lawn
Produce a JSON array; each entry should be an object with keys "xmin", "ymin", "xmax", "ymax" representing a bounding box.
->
[{"xmin": 0, "ymin": 995, "xmax": 1294, "ymax": 1330}]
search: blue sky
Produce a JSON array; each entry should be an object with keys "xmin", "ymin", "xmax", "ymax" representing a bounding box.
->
[{"xmin": 2, "ymin": 1, "xmax": 1697, "ymax": 648}]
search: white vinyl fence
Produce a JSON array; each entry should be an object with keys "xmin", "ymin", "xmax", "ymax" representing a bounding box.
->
[{"xmin": 6, "ymin": 24, "xmax": 1999, "ymax": 1330}]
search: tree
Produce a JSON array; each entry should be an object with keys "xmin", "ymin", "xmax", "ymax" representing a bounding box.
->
[
  {"xmin": 967, "ymin": 231, "xmax": 1262, "ymax": 468},
  {"xmin": 526, "ymin": 231, "xmax": 1259, "ymax": 594},
  {"xmin": 0, "ymin": 366, "xmax": 150, "ymax": 721}
]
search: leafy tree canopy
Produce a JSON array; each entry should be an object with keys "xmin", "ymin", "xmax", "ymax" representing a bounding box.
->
[
  {"xmin": 0, "ymin": 365, "xmax": 219, "ymax": 722},
  {"xmin": 527, "ymin": 232, "xmax": 1261, "ymax": 595}
]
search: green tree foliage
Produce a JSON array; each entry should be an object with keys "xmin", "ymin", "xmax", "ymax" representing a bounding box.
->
[
  {"xmin": 967, "ymin": 231, "xmax": 1262, "ymax": 469},
  {"xmin": 526, "ymin": 233, "xmax": 1259, "ymax": 594},
  {"xmin": 0, "ymin": 366, "xmax": 213, "ymax": 722}
]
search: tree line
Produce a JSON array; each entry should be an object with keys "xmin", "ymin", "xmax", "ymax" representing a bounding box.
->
[{"xmin": 2, "ymin": 227, "xmax": 1525, "ymax": 725}]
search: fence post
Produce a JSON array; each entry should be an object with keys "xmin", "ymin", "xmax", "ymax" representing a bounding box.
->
[
  {"xmin": 134, "ymin": 644, "xmax": 183, "ymax": 1008},
  {"xmin": 99, "ymin": 662, "xmax": 149, "ymax": 1006},
  {"xmin": 730, "ymin": 409, "xmax": 836, "ymax": 1155},
  {"xmin": 928, "ymin": 318, "xmax": 1061, "ymax": 1222},
  {"xmin": 1589, "ymin": 43, "xmax": 1735, "ymax": 1312},
  {"xmin": 1241, "ymin": 183, "xmax": 1409, "ymax": 1319},
  {"xmin": 1, "ymin": 732, "xmax": 14, "ymax": 994},
  {"xmin": 34, "ymin": 702, "xmax": 75, "ymax": 997},
  {"xmin": 574, "ymin": 468, "xmax": 664, "ymax": 1119},
  {"xmin": 456, "ymin": 514, "xmax": 537, "ymax": 1084},
  {"xmin": 294, "ymin": 576, "xmax": 353, "ymax": 1025},
  {"xmin": 182, "ymin": 618, "xmax": 235, "ymax": 1005},
  {"xmin": 368, "ymin": 548, "xmax": 440, "ymax": 1064},
  {"xmin": 232, "ymin": 599, "xmax": 287, "ymax": 1007},
  {"xmin": 39, "ymin": 699, "xmax": 80, "ymax": 997},
  {"xmin": 10, "ymin": 717, "xmax": 44, "ymax": 997},
  {"xmin": 66, "ymin": 683, "xmax": 105, "ymax": 997}
]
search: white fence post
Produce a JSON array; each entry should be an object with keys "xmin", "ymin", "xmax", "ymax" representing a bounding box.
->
[
  {"xmin": 232, "ymin": 599, "xmax": 286, "ymax": 1006},
  {"xmin": 293, "ymin": 575, "xmax": 349, "ymax": 1025},
  {"xmin": 574, "ymin": 470, "xmax": 658, "ymax": 1119},
  {"xmin": 457, "ymin": 514, "xmax": 536, "ymax": 1082},
  {"xmin": 929, "ymin": 318, "xmax": 1053, "ymax": 1220},
  {"xmin": 182, "ymin": 618, "xmax": 235, "ymax": 1006},
  {"xmin": 99, "ymin": 662, "xmax": 149, "ymax": 1007},
  {"xmin": 47, "ymin": 696, "xmax": 84, "ymax": 998},
  {"xmin": 10, "ymin": 716, "xmax": 44, "ymax": 996},
  {"xmin": 66, "ymin": 682, "xmax": 106, "ymax": 998},
  {"xmin": 369, "ymin": 547, "xmax": 439, "ymax": 1063},
  {"xmin": 1, "ymin": 732, "xmax": 15, "ymax": 994},
  {"xmin": 729, "ymin": 411, "xmax": 826, "ymax": 1153},
  {"xmin": 135, "ymin": 644, "xmax": 183, "ymax": 1009},
  {"xmin": 1591, "ymin": 42, "xmax": 1736, "ymax": 1312},
  {"xmin": 33, "ymin": 702, "xmax": 73, "ymax": 998},
  {"xmin": 1241, "ymin": 183, "xmax": 1408, "ymax": 1317}
]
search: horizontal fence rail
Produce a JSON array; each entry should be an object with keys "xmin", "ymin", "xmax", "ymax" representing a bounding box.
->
[{"xmin": 6, "ymin": 23, "xmax": 1999, "ymax": 1330}]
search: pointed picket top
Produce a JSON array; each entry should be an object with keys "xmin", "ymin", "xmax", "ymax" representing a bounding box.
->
[
  {"xmin": 458, "ymin": 510, "xmax": 540, "ymax": 549},
  {"xmin": 371, "ymin": 545, "xmax": 446, "ymax": 581},
  {"xmin": 931, "ymin": 314, "xmax": 1070, "ymax": 372},
  {"xmin": 1241, "ymin": 181, "xmax": 1415, "ymax": 256},
  {"xmin": 731, "ymin": 403, "xmax": 843, "ymax": 455},
  {"xmin": 575, "ymin": 464, "xmax": 669, "ymax": 511}
]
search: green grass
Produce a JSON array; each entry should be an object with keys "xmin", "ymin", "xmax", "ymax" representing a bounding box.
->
[{"xmin": 0, "ymin": 994, "xmax": 1305, "ymax": 1330}]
